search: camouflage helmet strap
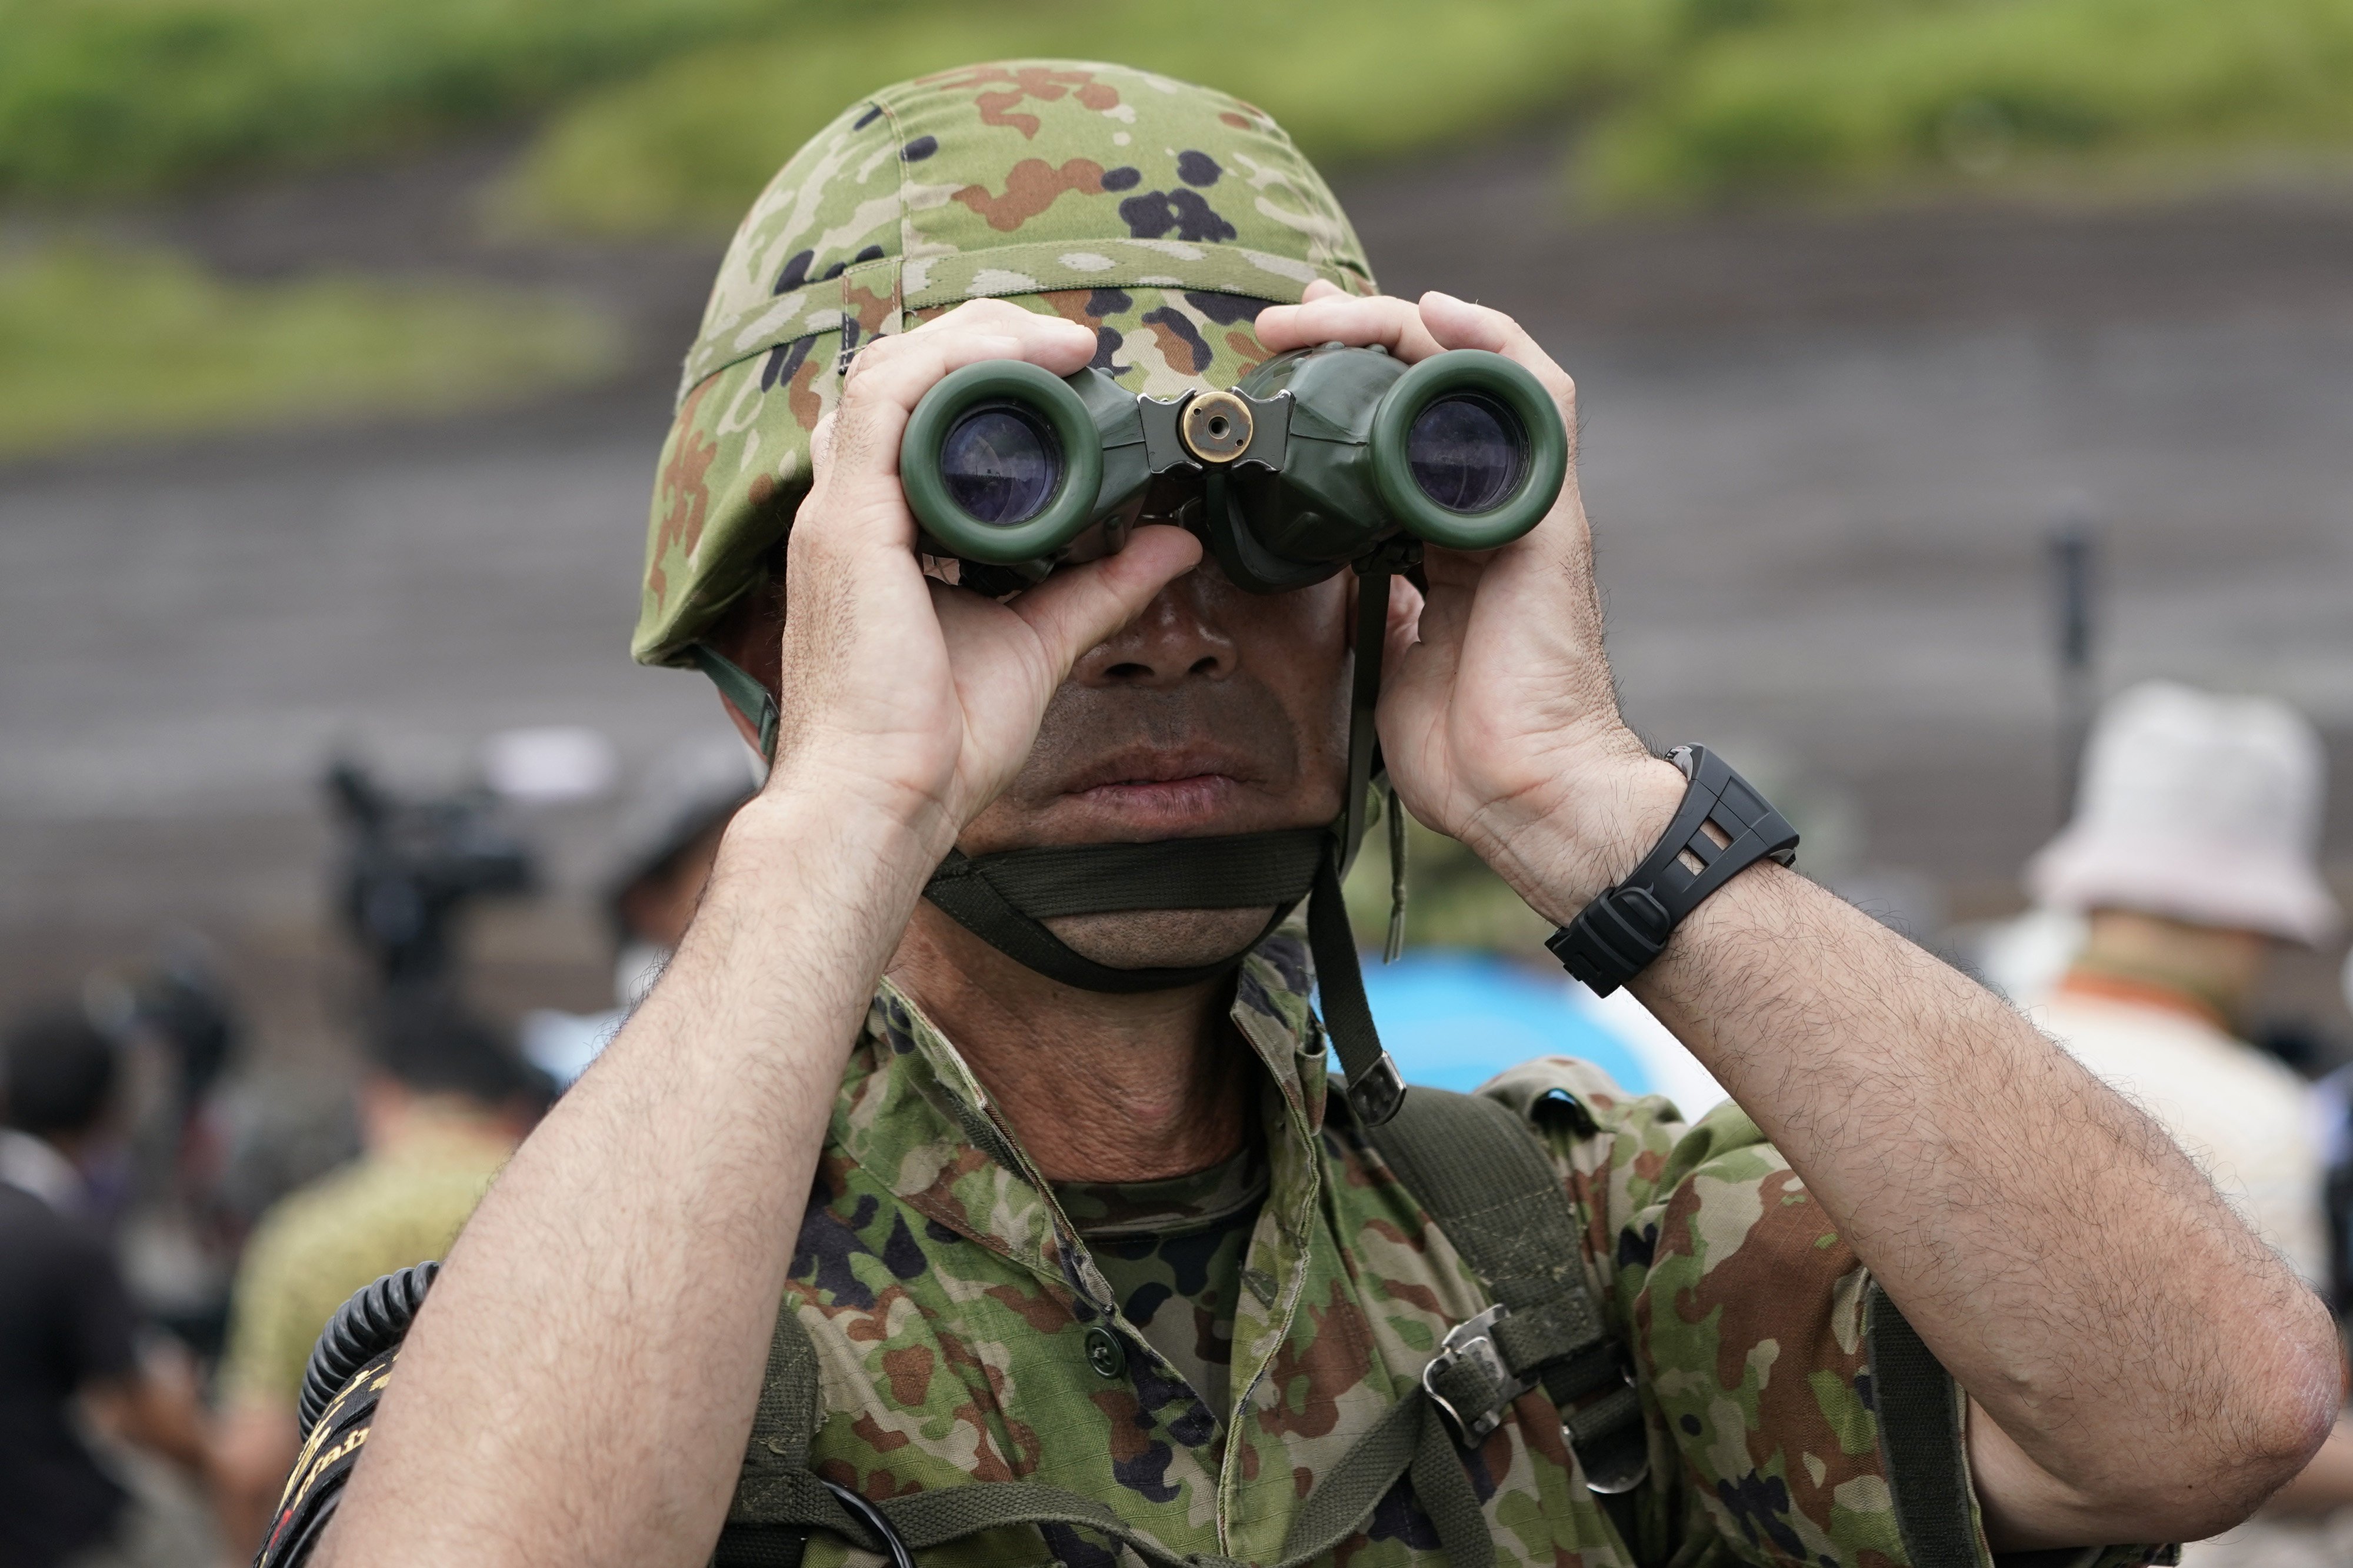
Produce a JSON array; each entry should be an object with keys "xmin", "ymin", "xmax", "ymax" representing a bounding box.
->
[
  {"xmin": 921, "ymin": 830, "xmax": 1319, "ymax": 994},
  {"xmin": 916, "ymin": 561, "xmax": 1407, "ymax": 1123},
  {"xmin": 693, "ymin": 643, "xmax": 781, "ymax": 760}
]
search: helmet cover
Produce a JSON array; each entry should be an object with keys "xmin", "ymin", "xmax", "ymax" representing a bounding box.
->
[{"xmin": 635, "ymin": 59, "xmax": 1378, "ymax": 669}]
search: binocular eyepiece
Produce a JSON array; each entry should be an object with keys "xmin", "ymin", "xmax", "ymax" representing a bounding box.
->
[{"xmin": 899, "ymin": 342, "xmax": 1568, "ymax": 594}]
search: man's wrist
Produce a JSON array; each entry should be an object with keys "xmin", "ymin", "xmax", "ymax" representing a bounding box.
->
[
  {"xmin": 1468, "ymin": 752, "xmax": 1689, "ymax": 929},
  {"xmin": 721, "ymin": 768, "xmax": 955, "ymax": 904},
  {"xmin": 746, "ymin": 756, "xmax": 957, "ymax": 853}
]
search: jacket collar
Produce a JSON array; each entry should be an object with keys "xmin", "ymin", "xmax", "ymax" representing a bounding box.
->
[{"xmin": 829, "ymin": 930, "xmax": 1331, "ymax": 1296}]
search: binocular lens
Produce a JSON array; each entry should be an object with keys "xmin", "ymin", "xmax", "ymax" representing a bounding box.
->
[
  {"xmin": 1405, "ymin": 394, "xmax": 1525, "ymax": 515},
  {"xmin": 939, "ymin": 405, "xmax": 1061, "ymax": 526}
]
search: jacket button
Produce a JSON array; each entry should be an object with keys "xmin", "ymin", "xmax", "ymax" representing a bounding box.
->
[{"xmin": 1084, "ymin": 1325, "xmax": 1125, "ymax": 1379}]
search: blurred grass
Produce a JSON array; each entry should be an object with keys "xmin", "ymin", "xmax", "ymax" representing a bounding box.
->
[
  {"xmin": 11, "ymin": 0, "xmax": 2353, "ymax": 221},
  {"xmin": 1585, "ymin": 0, "xmax": 2353, "ymax": 207},
  {"xmin": 9, "ymin": 0, "xmax": 2353, "ymax": 451},
  {"xmin": 498, "ymin": 0, "xmax": 1685, "ymax": 235},
  {"xmin": 0, "ymin": 240, "xmax": 623, "ymax": 456},
  {"xmin": 506, "ymin": 0, "xmax": 2353, "ymax": 231},
  {"xmin": 0, "ymin": 0, "xmax": 801, "ymax": 200}
]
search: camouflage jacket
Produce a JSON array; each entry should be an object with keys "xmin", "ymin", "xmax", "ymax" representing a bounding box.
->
[
  {"xmin": 267, "ymin": 932, "xmax": 2171, "ymax": 1568},
  {"xmin": 756, "ymin": 935, "xmax": 2161, "ymax": 1568}
]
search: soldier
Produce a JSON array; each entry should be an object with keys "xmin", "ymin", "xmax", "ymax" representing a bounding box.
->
[{"xmin": 275, "ymin": 63, "xmax": 2335, "ymax": 1568}]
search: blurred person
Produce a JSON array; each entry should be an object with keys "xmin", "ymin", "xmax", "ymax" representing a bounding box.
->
[
  {"xmin": 2023, "ymin": 681, "xmax": 2353, "ymax": 1554},
  {"xmin": 1, "ymin": 1006, "xmax": 212, "ymax": 1568},
  {"xmin": 520, "ymin": 739, "xmax": 760, "ymax": 1086},
  {"xmin": 210, "ymin": 1002, "xmax": 545, "ymax": 1556},
  {"xmin": 2027, "ymin": 682, "xmax": 2338, "ymax": 1285},
  {"xmin": 282, "ymin": 66, "xmax": 2335, "ymax": 1568}
]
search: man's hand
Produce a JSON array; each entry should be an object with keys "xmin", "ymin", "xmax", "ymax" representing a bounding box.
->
[
  {"xmin": 1265, "ymin": 284, "xmax": 2340, "ymax": 1547},
  {"xmin": 772, "ymin": 298, "xmax": 1200, "ymax": 853},
  {"xmin": 1255, "ymin": 285, "xmax": 1678, "ymax": 918},
  {"xmin": 320, "ymin": 303, "xmax": 1199, "ymax": 1568}
]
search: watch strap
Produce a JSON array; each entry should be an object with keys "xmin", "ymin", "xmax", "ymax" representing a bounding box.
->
[{"xmin": 1546, "ymin": 745, "xmax": 1798, "ymax": 996}]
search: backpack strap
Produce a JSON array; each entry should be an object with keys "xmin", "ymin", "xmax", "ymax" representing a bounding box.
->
[
  {"xmin": 1864, "ymin": 1283, "xmax": 1980, "ymax": 1568},
  {"xmin": 1359, "ymin": 1086, "xmax": 1649, "ymax": 1497},
  {"xmin": 714, "ymin": 1302, "xmax": 844, "ymax": 1567}
]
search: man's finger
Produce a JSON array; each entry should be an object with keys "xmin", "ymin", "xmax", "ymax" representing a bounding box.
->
[
  {"xmin": 1254, "ymin": 292, "xmax": 1445, "ymax": 362},
  {"xmin": 1416, "ymin": 290, "xmax": 1577, "ymax": 410},
  {"xmin": 815, "ymin": 318, "xmax": 1093, "ymax": 495},
  {"xmin": 1002, "ymin": 526, "xmax": 1204, "ymax": 684}
]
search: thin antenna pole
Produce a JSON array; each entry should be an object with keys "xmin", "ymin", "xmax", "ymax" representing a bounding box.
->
[{"xmin": 2048, "ymin": 515, "xmax": 2098, "ymax": 823}]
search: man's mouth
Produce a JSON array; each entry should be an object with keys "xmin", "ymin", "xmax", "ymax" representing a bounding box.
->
[{"xmin": 1059, "ymin": 747, "xmax": 1261, "ymax": 834}]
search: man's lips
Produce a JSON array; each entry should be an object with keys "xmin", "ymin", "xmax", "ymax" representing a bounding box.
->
[
  {"xmin": 1060, "ymin": 746, "xmax": 1262, "ymax": 796},
  {"xmin": 1054, "ymin": 747, "xmax": 1266, "ymax": 833}
]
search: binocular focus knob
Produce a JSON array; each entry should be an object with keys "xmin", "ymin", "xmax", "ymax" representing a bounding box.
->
[{"xmin": 1179, "ymin": 391, "xmax": 1254, "ymax": 464}]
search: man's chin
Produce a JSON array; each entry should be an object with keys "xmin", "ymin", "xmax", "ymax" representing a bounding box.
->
[{"xmin": 1042, "ymin": 906, "xmax": 1279, "ymax": 972}]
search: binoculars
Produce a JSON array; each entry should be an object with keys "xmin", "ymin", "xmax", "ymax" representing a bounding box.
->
[{"xmin": 898, "ymin": 342, "xmax": 1569, "ymax": 594}]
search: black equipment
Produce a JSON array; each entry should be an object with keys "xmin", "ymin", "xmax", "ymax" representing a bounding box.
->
[{"xmin": 324, "ymin": 759, "xmax": 536, "ymax": 993}]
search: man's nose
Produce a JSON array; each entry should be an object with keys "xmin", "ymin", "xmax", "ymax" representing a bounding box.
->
[{"xmin": 1074, "ymin": 577, "xmax": 1235, "ymax": 688}]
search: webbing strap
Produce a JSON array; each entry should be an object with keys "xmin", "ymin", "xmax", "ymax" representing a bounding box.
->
[
  {"xmin": 936, "ymin": 830, "xmax": 1328, "ymax": 918},
  {"xmin": 722, "ymin": 1385, "xmax": 1486, "ymax": 1568},
  {"xmin": 719, "ymin": 1300, "xmax": 836, "ymax": 1566},
  {"xmin": 1864, "ymin": 1283, "xmax": 1979, "ymax": 1568},
  {"xmin": 921, "ymin": 834, "xmax": 1313, "ymax": 995},
  {"xmin": 692, "ymin": 645, "xmax": 781, "ymax": 761},
  {"xmin": 1309, "ymin": 842, "xmax": 1406, "ymax": 1126},
  {"xmin": 920, "ymin": 828, "xmax": 1405, "ymax": 1127},
  {"xmin": 1362, "ymin": 1089, "xmax": 1650, "ymax": 1499}
]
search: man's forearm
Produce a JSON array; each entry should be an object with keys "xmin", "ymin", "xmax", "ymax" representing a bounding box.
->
[
  {"xmin": 322, "ymin": 781, "xmax": 938, "ymax": 1568},
  {"xmin": 1615, "ymin": 854, "xmax": 2335, "ymax": 1539}
]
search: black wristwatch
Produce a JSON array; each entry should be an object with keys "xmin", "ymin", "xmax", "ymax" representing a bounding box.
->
[{"xmin": 1546, "ymin": 746, "xmax": 1798, "ymax": 996}]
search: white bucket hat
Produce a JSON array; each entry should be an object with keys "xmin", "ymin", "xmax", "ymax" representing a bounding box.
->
[{"xmin": 2027, "ymin": 680, "xmax": 2341, "ymax": 945}]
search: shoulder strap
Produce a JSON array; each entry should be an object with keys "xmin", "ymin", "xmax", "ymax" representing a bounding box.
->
[
  {"xmin": 1864, "ymin": 1283, "xmax": 1980, "ymax": 1568},
  {"xmin": 716, "ymin": 1304, "xmax": 851, "ymax": 1568},
  {"xmin": 1361, "ymin": 1086, "xmax": 1649, "ymax": 1496},
  {"xmin": 715, "ymin": 1295, "xmax": 1479, "ymax": 1568}
]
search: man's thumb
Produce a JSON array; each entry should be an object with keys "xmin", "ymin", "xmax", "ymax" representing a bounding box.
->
[{"xmin": 1005, "ymin": 525, "xmax": 1202, "ymax": 680}]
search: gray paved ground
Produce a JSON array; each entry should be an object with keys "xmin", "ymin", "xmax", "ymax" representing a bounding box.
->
[{"xmin": 5, "ymin": 139, "xmax": 2351, "ymax": 1051}]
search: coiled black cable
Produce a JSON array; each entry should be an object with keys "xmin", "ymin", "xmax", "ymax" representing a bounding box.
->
[{"xmin": 296, "ymin": 1260, "xmax": 439, "ymax": 1433}]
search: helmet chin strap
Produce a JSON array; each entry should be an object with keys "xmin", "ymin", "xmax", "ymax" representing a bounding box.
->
[{"xmin": 693, "ymin": 561, "xmax": 1411, "ymax": 1126}]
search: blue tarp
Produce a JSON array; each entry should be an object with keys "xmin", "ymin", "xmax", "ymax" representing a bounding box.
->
[{"xmin": 1354, "ymin": 951, "xmax": 1651, "ymax": 1095}]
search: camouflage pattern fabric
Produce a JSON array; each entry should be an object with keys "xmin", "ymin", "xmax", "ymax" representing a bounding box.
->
[
  {"xmin": 1055, "ymin": 1142, "xmax": 1268, "ymax": 1424},
  {"xmin": 636, "ymin": 59, "xmax": 1377, "ymax": 669},
  {"xmin": 771, "ymin": 932, "xmax": 2169, "ymax": 1568},
  {"xmin": 259, "ymin": 930, "xmax": 2177, "ymax": 1568}
]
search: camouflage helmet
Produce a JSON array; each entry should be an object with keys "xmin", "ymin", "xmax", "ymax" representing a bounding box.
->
[{"xmin": 634, "ymin": 59, "xmax": 1378, "ymax": 669}]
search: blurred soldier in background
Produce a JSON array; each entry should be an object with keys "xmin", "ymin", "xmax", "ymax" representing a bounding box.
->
[
  {"xmin": 521, "ymin": 738, "xmax": 760, "ymax": 1086},
  {"xmin": 0, "ymin": 1006, "xmax": 212, "ymax": 1568},
  {"xmin": 2025, "ymin": 680, "xmax": 2353, "ymax": 1552},
  {"xmin": 210, "ymin": 1001, "xmax": 547, "ymax": 1554}
]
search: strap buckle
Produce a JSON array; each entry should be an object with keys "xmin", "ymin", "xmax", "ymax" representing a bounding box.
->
[
  {"xmin": 1345, "ymin": 1051, "xmax": 1407, "ymax": 1127},
  {"xmin": 1565, "ymin": 1360, "xmax": 1650, "ymax": 1495},
  {"xmin": 822, "ymin": 1480, "xmax": 914, "ymax": 1568},
  {"xmin": 1421, "ymin": 1305, "xmax": 1535, "ymax": 1444}
]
